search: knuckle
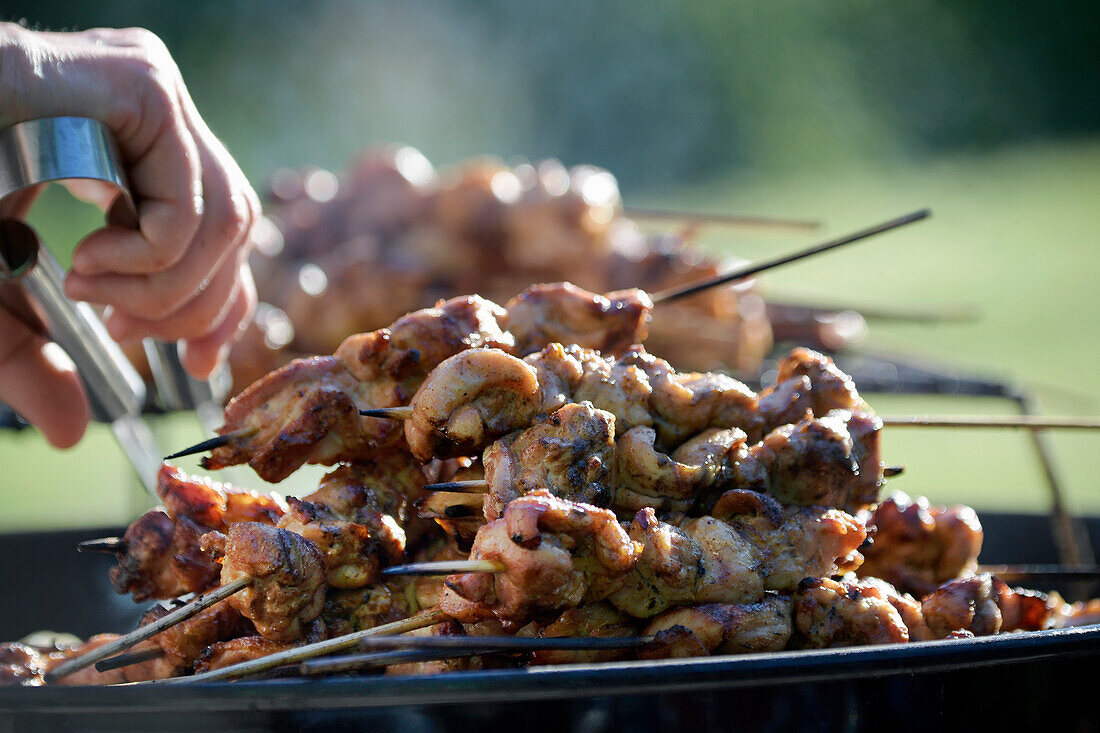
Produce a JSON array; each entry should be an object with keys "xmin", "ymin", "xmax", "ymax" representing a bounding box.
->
[{"xmin": 213, "ymin": 195, "xmax": 252, "ymax": 248}]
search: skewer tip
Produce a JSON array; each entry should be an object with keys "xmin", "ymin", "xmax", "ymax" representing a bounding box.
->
[
  {"xmin": 359, "ymin": 406, "xmax": 414, "ymax": 420},
  {"xmin": 77, "ymin": 537, "xmax": 127, "ymax": 554},
  {"xmin": 164, "ymin": 433, "xmax": 234, "ymax": 460}
]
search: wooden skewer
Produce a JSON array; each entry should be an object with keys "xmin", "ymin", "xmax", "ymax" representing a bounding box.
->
[
  {"xmin": 622, "ymin": 206, "xmax": 820, "ymax": 232},
  {"xmin": 162, "ymin": 609, "xmax": 449, "ymax": 684},
  {"xmin": 298, "ymin": 648, "xmax": 488, "ymax": 676},
  {"xmin": 355, "ymin": 634, "xmax": 656, "ymax": 652},
  {"xmin": 95, "ymin": 647, "xmax": 165, "ymax": 673},
  {"xmin": 881, "ymin": 416, "xmax": 1100, "ymax": 430},
  {"xmin": 883, "ymin": 465, "xmax": 905, "ymax": 478},
  {"xmin": 77, "ymin": 537, "xmax": 127, "ymax": 554},
  {"xmin": 382, "ymin": 559, "xmax": 505, "ymax": 577},
  {"xmin": 651, "ymin": 209, "xmax": 931, "ymax": 305},
  {"xmin": 163, "ymin": 429, "xmax": 253, "ymax": 461},
  {"xmin": 359, "ymin": 406, "xmax": 414, "ymax": 420},
  {"xmin": 45, "ymin": 576, "xmax": 251, "ymax": 683},
  {"xmin": 422, "ymin": 480, "xmax": 490, "ymax": 493},
  {"xmin": 299, "ymin": 634, "xmax": 656, "ymax": 676},
  {"xmin": 980, "ymin": 565, "xmax": 1100, "ymax": 582}
]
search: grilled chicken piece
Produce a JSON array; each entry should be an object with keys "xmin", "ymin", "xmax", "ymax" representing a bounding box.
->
[
  {"xmin": 109, "ymin": 510, "xmax": 218, "ymax": 602},
  {"xmin": 484, "ymin": 402, "xmax": 617, "ymax": 520},
  {"xmin": 615, "ymin": 427, "xmax": 744, "ymax": 515},
  {"xmin": 921, "ymin": 573, "xmax": 1054, "ymax": 638},
  {"xmin": 649, "ymin": 370, "xmax": 764, "ymax": 446},
  {"xmin": 277, "ymin": 497, "xmax": 404, "ymax": 589},
  {"xmin": 138, "ymin": 601, "xmax": 245, "ymax": 674},
  {"xmin": 571, "ymin": 346, "xmax": 668, "ymax": 438},
  {"xmin": 758, "ymin": 348, "xmax": 869, "ymax": 425},
  {"xmin": 729, "ymin": 409, "xmax": 884, "ymax": 513},
  {"xmin": 794, "ymin": 577, "xmax": 911, "ymax": 647},
  {"xmin": 322, "ymin": 582, "xmax": 412, "ymax": 638},
  {"xmin": 406, "ymin": 348, "xmax": 541, "ymax": 460},
  {"xmin": 711, "ymin": 491, "xmax": 868, "ymax": 591},
  {"xmin": 201, "ymin": 523, "xmax": 327, "ymax": 643},
  {"xmin": 157, "ymin": 464, "xmax": 286, "ymax": 528},
  {"xmin": 525, "ymin": 602, "xmax": 641, "ymax": 666},
  {"xmin": 204, "ymin": 355, "xmax": 388, "ymax": 482},
  {"xmin": 609, "ymin": 510, "xmax": 765, "ymax": 618},
  {"xmin": 207, "ymin": 295, "xmax": 514, "ymax": 480},
  {"xmin": 640, "ymin": 594, "xmax": 793, "ymax": 659},
  {"xmin": 439, "ymin": 492, "xmax": 639, "ymax": 624},
  {"xmin": 193, "ymin": 619, "xmax": 327, "ymax": 673},
  {"xmin": 44, "ymin": 636, "xmax": 179, "ymax": 685},
  {"xmin": 504, "ymin": 282, "xmax": 651, "ymax": 357},
  {"xmin": 858, "ymin": 492, "xmax": 983, "ymax": 597},
  {"xmin": 109, "ymin": 465, "xmax": 285, "ymax": 601}
]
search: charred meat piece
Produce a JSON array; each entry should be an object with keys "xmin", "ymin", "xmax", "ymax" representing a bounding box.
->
[
  {"xmin": 858, "ymin": 492, "xmax": 983, "ymax": 597},
  {"xmin": 201, "ymin": 523, "xmax": 327, "ymax": 643},
  {"xmin": 440, "ymin": 492, "xmax": 639, "ymax": 624},
  {"xmin": 505, "ymin": 282, "xmax": 651, "ymax": 357},
  {"xmin": 484, "ymin": 402, "xmax": 617, "ymax": 520},
  {"xmin": 640, "ymin": 594, "xmax": 793, "ymax": 659}
]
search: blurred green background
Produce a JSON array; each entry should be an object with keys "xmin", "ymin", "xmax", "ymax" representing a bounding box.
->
[{"xmin": 1, "ymin": 1, "xmax": 1098, "ymax": 530}]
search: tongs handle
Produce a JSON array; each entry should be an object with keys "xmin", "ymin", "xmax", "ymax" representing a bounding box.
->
[
  {"xmin": 0, "ymin": 218, "xmax": 145, "ymax": 421},
  {"xmin": 0, "ymin": 116, "xmax": 224, "ymax": 417}
]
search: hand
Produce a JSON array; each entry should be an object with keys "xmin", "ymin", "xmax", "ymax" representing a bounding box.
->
[{"xmin": 0, "ymin": 24, "xmax": 259, "ymax": 447}]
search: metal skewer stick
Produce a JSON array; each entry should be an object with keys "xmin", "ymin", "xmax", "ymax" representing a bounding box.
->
[
  {"xmin": 298, "ymin": 635, "xmax": 657, "ymax": 677},
  {"xmin": 651, "ymin": 209, "xmax": 931, "ymax": 305},
  {"xmin": 45, "ymin": 577, "xmax": 251, "ymax": 683},
  {"xmin": 95, "ymin": 647, "xmax": 165, "ymax": 673}
]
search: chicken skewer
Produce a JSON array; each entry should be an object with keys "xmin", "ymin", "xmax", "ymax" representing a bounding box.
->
[
  {"xmin": 166, "ymin": 210, "xmax": 928, "ymax": 471},
  {"xmin": 164, "ymin": 609, "xmax": 449, "ymax": 684},
  {"xmin": 44, "ymin": 577, "xmax": 252, "ymax": 683}
]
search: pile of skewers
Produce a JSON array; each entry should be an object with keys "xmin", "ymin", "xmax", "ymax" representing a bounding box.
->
[
  {"xmin": 5, "ymin": 243, "xmax": 1099, "ymax": 685},
  {"xmin": 195, "ymin": 147, "xmax": 867, "ymax": 397}
]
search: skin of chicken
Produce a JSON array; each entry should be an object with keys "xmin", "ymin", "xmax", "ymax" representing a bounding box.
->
[
  {"xmin": 205, "ymin": 356, "xmax": 391, "ymax": 482},
  {"xmin": 921, "ymin": 573, "xmax": 1054, "ymax": 639},
  {"xmin": 439, "ymin": 491, "xmax": 639, "ymax": 623},
  {"xmin": 711, "ymin": 490, "xmax": 868, "ymax": 592},
  {"xmin": 156, "ymin": 463, "xmax": 286, "ymax": 529},
  {"xmin": 201, "ymin": 523, "xmax": 327, "ymax": 643},
  {"xmin": 277, "ymin": 496, "xmax": 404, "ymax": 589},
  {"xmin": 607, "ymin": 508, "xmax": 764, "ymax": 618},
  {"xmin": 406, "ymin": 348, "xmax": 541, "ymax": 460},
  {"xmin": 109, "ymin": 510, "xmax": 221, "ymax": 602},
  {"xmin": 858, "ymin": 492, "xmax": 983, "ymax": 597},
  {"xmin": 615, "ymin": 427, "xmax": 745, "ymax": 515},
  {"xmin": 504, "ymin": 282, "xmax": 652, "ymax": 357},
  {"xmin": 794, "ymin": 576, "xmax": 910, "ymax": 647},
  {"xmin": 483, "ymin": 402, "xmax": 617, "ymax": 520}
]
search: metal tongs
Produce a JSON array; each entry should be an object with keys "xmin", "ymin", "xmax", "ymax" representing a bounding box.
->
[{"xmin": 0, "ymin": 117, "xmax": 226, "ymax": 494}]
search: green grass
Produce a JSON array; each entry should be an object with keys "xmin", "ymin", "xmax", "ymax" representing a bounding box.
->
[{"xmin": 2, "ymin": 139, "xmax": 1098, "ymax": 530}]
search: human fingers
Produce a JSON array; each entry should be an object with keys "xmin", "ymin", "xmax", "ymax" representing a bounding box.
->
[
  {"xmin": 0, "ymin": 305, "xmax": 89, "ymax": 448},
  {"xmin": 178, "ymin": 264, "xmax": 256, "ymax": 379}
]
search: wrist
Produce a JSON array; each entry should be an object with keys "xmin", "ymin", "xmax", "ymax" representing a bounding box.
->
[{"xmin": 0, "ymin": 22, "xmax": 37, "ymax": 130}]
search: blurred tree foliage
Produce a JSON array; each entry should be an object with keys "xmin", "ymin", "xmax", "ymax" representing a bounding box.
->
[{"xmin": 6, "ymin": 0, "xmax": 1098, "ymax": 189}]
